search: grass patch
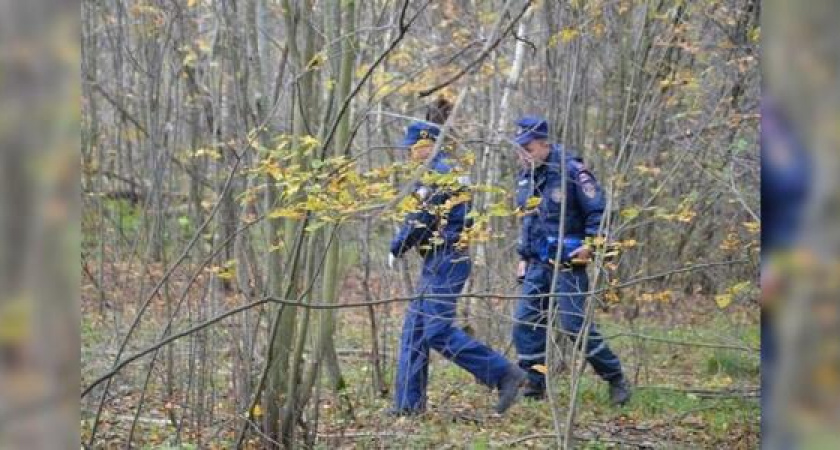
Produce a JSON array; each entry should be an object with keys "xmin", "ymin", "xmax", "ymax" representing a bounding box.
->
[{"xmin": 706, "ymin": 349, "xmax": 759, "ymax": 378}]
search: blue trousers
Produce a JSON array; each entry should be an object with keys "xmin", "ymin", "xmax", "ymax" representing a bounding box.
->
[
  {"xmin": 393, "ymin": 249, "xmax": 511, "ymax": 411},
  {"xmin": 513, "ymin": 263, "xmax": 623, "ymax": 389}
]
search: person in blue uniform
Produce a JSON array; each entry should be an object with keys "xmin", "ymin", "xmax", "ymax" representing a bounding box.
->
[
  {"xmin": 510, "ymin": 116, "xmax": 630, "ymax": 405},
  {"xmin": 760, "ymin": 97, "xmax": 811, "ymax": 445},
  {"xmin": 387, "ymin": 119, "xmax": 526, "ymax": 416}
]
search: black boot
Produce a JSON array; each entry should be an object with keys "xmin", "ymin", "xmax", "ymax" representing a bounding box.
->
[
  {"xmin": 522, "ymin": 381, "xmax": 546, "ymax": 400},
  {"xmin": 609, "ymin": 376, "xmax": 631, "ymax": 406},
  {"xmin": 495, "ymin": 366, "xmax": 527, "ymax": 414}
]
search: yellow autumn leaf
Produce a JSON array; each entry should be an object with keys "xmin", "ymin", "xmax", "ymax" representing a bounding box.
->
[
  {"xmin": 634, "ymin": 165, "xmax": 661, "ymax": 176},
  {"xmin": 210, "ymin": 264, "xmax": 236, "ymax": 280},
  {"xmin": 265, "ymin": 164, "xmax": 283, "ymax": 180},
  {"xmin": 182, "ymin": 49, "xmax": 198, "ymax": 67},
  {"xmin": 621, "ymin": 239, "xmax": 637, "ymax": 248},
  {"xmin": 193, "ymin": 147, "xmax": 221, "ymax": 160},
  {"xmin": 216, "ymin": 269, "xmax": 235, "ymax": 281},
  {"xmin": 460, "ymin": 151, "xmax": 476, "ymax": 167},
  {"xmin": 196, "ymin": 37, "xmax": 212, "ymax": 54},
  {"xmin": 525, "ymin": 196, "xmax": 541, "ymax": 209},
  {"xmin": 560, "ymin": 27, "xmax": 580, "ymax": 43},
  {"xmin": 300, "ymin": 134, "xmax": 320, "ymax": 149},
  {"xmin": 268, "ymin": 207, "xmax": 304, "ymax": 219},
  {"xmin": 305, "ymin": 51, "xmax": 325, "ymax": 70},
  {"xmin": 715, "ymin": 293, "xmax": 732, "ymax": 309},
  {"xmin": 676, "ymin": 208, "xmax": 696, "ymax": 223},
  {"xmin": 655, "ymin": 290, "xmax": 673, "ymax": 303},
  {"xmin": 530, "ymin": 364, "xmax": 548, "ymax": 374},
  {"xmin": 743, "ymin": 221, "xmax": 760, "ymax": 234}
]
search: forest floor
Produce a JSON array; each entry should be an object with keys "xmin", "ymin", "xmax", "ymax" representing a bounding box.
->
[{"xmin": 81, "ymin": 264, "xmax": 760, "ymax": 449}]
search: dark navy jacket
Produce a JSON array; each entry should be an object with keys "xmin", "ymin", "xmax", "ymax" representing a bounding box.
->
[
  {"xmin": 515, "ymin": 144, "xmax": 605, "ymax": 262},
  {"xmin": 390, "ymin": 152, "xmax": 470, "ymax": 257}
]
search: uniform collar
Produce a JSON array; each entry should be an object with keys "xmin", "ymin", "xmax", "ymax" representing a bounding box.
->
[
  {"xmin": 547, "ymin": 144, "xmax": 567, "ymax": 165},
  {"xmin": 546, "ymin": 144, "xmax": 582, "ymax": 171},
  {"xmin": 518, "ymin": 144, "xmax": 583, "ymax": 179},
  {"xmin": 519, "ymin": 144, "xmax": 560, "ymax": 177}
]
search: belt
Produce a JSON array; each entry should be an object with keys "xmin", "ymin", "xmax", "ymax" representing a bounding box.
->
[{"xmin": 528, "ymin": 257, "xmax": 587, "ymax": 269}]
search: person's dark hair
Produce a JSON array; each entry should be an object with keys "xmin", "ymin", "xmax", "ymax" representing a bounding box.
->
[{"xmin": 426, "ymin": 96, "xmax": 453, "ymax": 125}]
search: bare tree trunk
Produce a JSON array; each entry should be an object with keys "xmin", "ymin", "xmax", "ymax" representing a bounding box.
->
[{"xmin": 265, "ymin": 1, "xmax": 318, "ymax": 445}]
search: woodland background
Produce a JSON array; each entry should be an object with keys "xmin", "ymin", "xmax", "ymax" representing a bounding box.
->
[{"xmin": 81, "ymin": 0, "xmax": 761, "ymax": 447}]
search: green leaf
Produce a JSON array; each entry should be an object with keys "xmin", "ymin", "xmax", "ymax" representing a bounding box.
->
[
  {"xmin": 310, "ymin": 159, "xmax": 325, "ymax": 169},
  {"xmin": 621, "ymin": 207, "xmax": 640, "ymax": 220},
  {"xmin": 305, "ymin": 221, "xmax": 326, "ymax": 233}
]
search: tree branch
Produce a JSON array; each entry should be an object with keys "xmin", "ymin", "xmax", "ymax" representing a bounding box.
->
[{"xmin": 417, "ymin": 0, "xmax": 532, "ymax": 98}]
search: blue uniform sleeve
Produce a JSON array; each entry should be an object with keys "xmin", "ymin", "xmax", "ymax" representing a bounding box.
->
[
  {"xmin": 389, "ymin": 186, "xmax": 450, "ymax": 257},
  {"xmin": 517, "ymin": 215, "xmax": 536, "ymax": 260},
  {"xmin": 514, "ymin": 173, "xmax": 537, "ymax": 260},
  {"xmin": 571, "ymin": 163, "xmax": 606, "ymax": 238}
]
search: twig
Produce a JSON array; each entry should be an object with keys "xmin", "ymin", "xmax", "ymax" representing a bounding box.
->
[
  {"xmin": 637, "ymin": 385, "xmax": 760, "ymax": 398},
  {"xmin": 608, "ymin": 332, "xmax": 757, "ymax": 352},
  {"xmin": 417, "ymin": 0, "xmax": 532, "ymax": 98},
  {"xmin": 495, "ymin": 432, "xmax": 656, "ymax": 448},
  {"xmin": 317, "ymin": 431, "xmax": 407, "ymax": 440}
]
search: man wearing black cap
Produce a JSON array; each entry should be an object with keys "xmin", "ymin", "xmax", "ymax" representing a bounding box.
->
[{"xmin": 510, "ymin": 116, "xmax": 631, "ymax": 405}]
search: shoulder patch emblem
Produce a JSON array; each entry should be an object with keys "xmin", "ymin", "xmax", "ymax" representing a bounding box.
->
[
  {"xmin": 582, "ymin": 183, "xmax": 597, "ymax": 199},
  {"xmin": 578, "ymin": 172, "xmax": 597, "ymax": 198},
  {"xmin": 550, "ymin": 187, "xmax": 564, "ymax": 203}
]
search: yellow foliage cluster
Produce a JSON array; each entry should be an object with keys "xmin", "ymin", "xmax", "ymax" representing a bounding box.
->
[
  {"xmin": 719, "ymin": 231, "xmax": 740, "ymax": 252},
  {"xmin": 714, "ymin": 281, "xmax": 752, "ymax": 309},
  {"xmin": 209, "ymin": 259, "xmax": 237, "ymax": 281},
  {"xmin": 247, "ymin": 139, "xmax": 520, "ymax": 241},
  {"xmin": 638, "ymin": 290, "xmax": 674, "ymax": 303},
  {"xmin": 634, "ymin": 164, "xmax": 662, "ymax": 176}
]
